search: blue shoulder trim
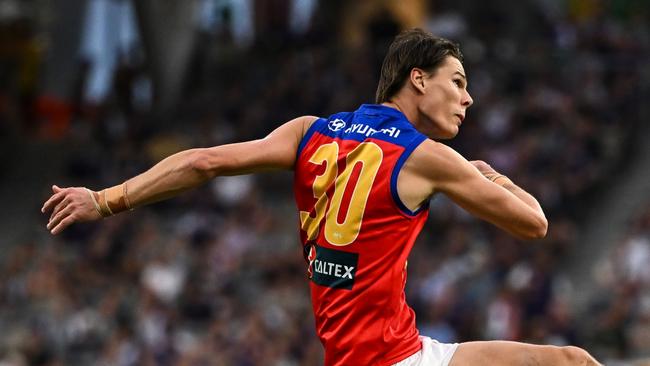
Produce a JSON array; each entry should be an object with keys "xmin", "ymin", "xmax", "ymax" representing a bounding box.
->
[
  {"xmin": 390, "ymin": 134, "xmax": 429, "ymax": 217},
  {"xmin": 296, "ymin": 117, "xmax": 325, "ymax": 158}
]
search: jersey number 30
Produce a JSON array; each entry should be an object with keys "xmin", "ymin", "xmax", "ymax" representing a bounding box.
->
[{"xmin": 300, "ymin": 141, "xmax": 383, "ymax": 246}]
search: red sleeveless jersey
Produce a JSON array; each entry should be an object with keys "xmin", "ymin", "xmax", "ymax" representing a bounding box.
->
[{"xmin": 294, "ymin": 104, "xmax": 430, "ymax": 366}]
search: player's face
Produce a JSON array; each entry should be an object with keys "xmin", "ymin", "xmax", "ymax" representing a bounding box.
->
[{"xmin": 417, "ymin": 56, "xmax": 473, "ymax": 139}]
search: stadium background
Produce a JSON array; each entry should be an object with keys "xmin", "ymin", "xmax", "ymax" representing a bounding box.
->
[{"xmin": 1, "ymin": 0, "xmax": 650, "ymax": 365}]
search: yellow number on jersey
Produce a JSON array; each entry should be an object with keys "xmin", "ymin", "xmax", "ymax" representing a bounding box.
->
[
  {"xmin": 300, "ymin": 142, "xmax": 338, "ymax": 241},
  {"xmin": 300, "ymin": 142, "xmax": 383, "ymax": 246}
]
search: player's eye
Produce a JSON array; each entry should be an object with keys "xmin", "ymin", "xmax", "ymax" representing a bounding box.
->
[{"xmin": 453, "ymin": 79, "xmax": 463, "ymax": 88}]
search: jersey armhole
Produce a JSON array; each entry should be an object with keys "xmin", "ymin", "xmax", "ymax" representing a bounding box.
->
[
  {"xmin": 389, "ymin": 134, "xmax": 430, "ymax": 217},
  {"xmin": 296, "ymin": 117, "xmax": 324, "ymax": 160}
]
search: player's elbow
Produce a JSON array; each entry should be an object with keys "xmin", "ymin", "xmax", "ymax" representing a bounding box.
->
[
  {"xmin": 189, "ymin": 148, "xmax": 223, "ymax": 179},
  {"xmin": 521, "ymin": 214, "xmax": 548, "ymax": 240},
  {"xmin": 532, "ymin": 215, "xmax": 548, "ymax": 239}
]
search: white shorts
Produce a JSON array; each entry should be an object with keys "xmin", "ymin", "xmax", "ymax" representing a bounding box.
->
[{"xmin": 392, "ymin": 337, "xmax": 459, "ymax": 366}]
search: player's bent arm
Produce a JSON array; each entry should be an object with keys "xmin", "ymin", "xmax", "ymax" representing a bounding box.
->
[
  {"xmin": 42, "ymin": 115, "xmax": 317, "ymax": 235},
  {"xmin": 414, "ymin": 140, "xmax": 548, "ymax": 240}
]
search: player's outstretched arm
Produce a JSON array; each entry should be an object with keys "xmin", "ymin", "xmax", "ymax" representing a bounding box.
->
[
  {"xmin": 42, "ymin": 115, "xmax": 317, "ymax": 235},
  {"xmin": 412, "ymin": 139, "xmax": 548, "ymax": 240}
]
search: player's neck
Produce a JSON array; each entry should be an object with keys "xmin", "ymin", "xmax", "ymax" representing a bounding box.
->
[{"xmin": 381, "ymin": 98, "xmax": 419, "ymax": 127}]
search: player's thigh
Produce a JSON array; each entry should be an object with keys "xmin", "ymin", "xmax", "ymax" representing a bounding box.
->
[{"xmin": 448, "ymin": 341, "xmax": 601, "ymax": 366}]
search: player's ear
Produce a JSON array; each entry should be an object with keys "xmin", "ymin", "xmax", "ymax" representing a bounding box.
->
[{"xmin": 410, "ymin": 68, "xmax": 426, "ymax": 94}]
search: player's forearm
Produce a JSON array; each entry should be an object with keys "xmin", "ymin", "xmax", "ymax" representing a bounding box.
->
[
  {"xmin": 126, "ymin": 148, "xmax": 211, "ymax": 207},
  {"xmin": 485, "ymin": 173, "xmax": 544, "ymax": 217},
  {"xmin": 497, "ymin": 178, "xmax": 548, "ymax": 237},
  {"xmin": 499, "ymin": 180, "xmax": 543, "ymax": 213},
  {"xmin": 95, "ymin": 148, "xmax": 213, "ymax": 215}
]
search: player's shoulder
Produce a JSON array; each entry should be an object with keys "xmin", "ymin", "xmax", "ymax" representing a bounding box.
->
[
  {"xmin": 411, "ymin": 138, "xmax": 459, "ymax": 159},
  {"xmin": 299, "ymin": 115, "xmax": 320, "ymax": 135},
  {"xmin": 407, "ymin": 138, "xmax": 469, "ymax": 179},
  {"xmin": 280, "ymin": 115, "xmax": 320, "ymax": 140}
]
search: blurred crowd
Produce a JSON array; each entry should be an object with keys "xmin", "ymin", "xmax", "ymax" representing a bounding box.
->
[
  {"xmin": 1, "ymin": 0, "xmax": 649, "ymax": 365},
  {"xmin": 588, "ymin": 203, "xmax": 650, "ymax": 360}
]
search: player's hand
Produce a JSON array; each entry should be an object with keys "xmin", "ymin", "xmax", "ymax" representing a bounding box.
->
[
  {"xmin": 41, "ymin": 185, "xmax": 102, "ymax": 235},
  {"xmin": 470, "ymin": 160, "xmax": 497, "ymax": 175},
  {"xmin": 469, "ymin": 160, "xmax": 502, "ymax": 181}
]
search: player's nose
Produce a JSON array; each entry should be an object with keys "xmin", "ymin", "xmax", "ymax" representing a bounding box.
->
[{"xmin": 462, "ymin": 90, "xmax": 473, "ymax": 107}]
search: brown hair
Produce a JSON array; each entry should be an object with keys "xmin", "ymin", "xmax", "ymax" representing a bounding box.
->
[{"xmin": 375, "ymin": 29, "xmax": 463, "ymax": 103}]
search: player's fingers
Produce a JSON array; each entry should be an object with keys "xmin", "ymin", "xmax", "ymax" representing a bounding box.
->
[
  {"xmin": 52, "ymin": 185, "xmax": 62, "ymax": 193},
  {"xmin": 47, "ymin": 205, "xmax": 73, "ymax": 231},
  {"xmin": 49, "ymin": 196, "xmax": 70, "ymax": 222},
  {"xmin": 50, "ymin": 215, "xmax": 75, "ymax": 235},
  {"xmin": 41, "ymin": 190, "xmax": 66, "ymax": 213},
  {"xmin": 469, "ymin": 160, "xmax": 496, "ymax": 175},
  {"xmin": 470, "ymin": 160, "xmax": 489, "ymax": 169}
]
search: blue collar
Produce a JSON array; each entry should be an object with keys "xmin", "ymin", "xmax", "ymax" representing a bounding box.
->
[{"xmin": 357, "ymin": 104, "xmax": 409, "ymax": 122}]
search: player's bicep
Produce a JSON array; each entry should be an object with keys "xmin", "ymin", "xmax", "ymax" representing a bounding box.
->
[
  {"xmin": 421, "ymin": 142, "xmax": 542, "ymax": 238},
  {"xmin": 196, "ymin": 115, "xmax": 317, "ymax": 176}
]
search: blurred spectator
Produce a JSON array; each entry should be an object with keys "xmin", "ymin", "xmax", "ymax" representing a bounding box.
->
[{"xmin": 590, "ymin": 204, "xmax": 650, "ymax": 358}]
